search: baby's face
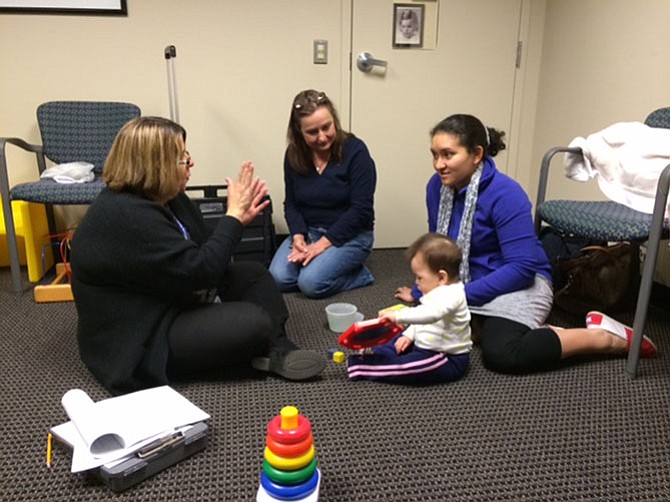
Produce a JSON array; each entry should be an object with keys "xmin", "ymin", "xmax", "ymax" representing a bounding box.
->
[{"xmin": 399, "ymin": 19, "xmax": 416, "ymax": 39}]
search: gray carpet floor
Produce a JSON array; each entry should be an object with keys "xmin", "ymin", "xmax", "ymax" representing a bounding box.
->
[{"xmin": 2, "ymin": 248, "xmax": 670, "ymax": 501}]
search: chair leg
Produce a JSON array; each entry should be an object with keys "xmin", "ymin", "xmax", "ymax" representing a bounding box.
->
[
  {"xmin": 625, "ymin": 251, "xmax": 654, "ymax": 378},
  {"xmin": 1, "ymin": 199, "xmax": 26, "ymax": 294},
  {"xmin": 626, "ymin": 163, "xmax": 670, "ymax": 378}
]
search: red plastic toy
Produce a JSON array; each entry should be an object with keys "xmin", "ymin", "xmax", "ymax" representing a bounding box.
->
[{"xmin": 337, "ymin": 318, "xmax": 404, "ymax": 350}]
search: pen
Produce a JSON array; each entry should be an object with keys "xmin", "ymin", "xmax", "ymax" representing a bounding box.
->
[{"xmin": 46, "ymin": 432, "xmax": 53, "ymax": 469}]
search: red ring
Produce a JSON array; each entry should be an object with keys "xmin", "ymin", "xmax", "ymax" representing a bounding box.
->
[
  {"xmin": 267, "ymin": 414, "xmax": 311, "ymax": 444},
  {"xmin": 266, "ymin": 433, "xmax": 313, "ymax": 457}
]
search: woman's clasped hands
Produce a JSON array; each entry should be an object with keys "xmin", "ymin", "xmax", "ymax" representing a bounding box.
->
[{"xmin": 288, "ymin": 234, "xmax": 332, "ymax": 266}]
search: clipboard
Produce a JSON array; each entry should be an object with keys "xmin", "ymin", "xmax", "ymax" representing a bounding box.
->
[
  {"xmin": 337, "ymin": 318, "xmax": 404, "ymax": 350},
  {"xmin": 97, "ymin": 421, "xmax": 208, "ymax": 492}
]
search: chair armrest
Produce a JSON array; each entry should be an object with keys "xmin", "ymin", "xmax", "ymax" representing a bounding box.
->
[
  {"xmin": 0, "ymin": 137, "xmax": 47, "ymax": 200},
  {"xmin": 534, "ymin": 146, "xmax": 582, "ymax": 235},
  {"xmin": 0, "ymin": 137, "xmax": 47, "ymax": 294},
  {"xmin": 0, "ymin": 136, "xmax": 43, "ymax": 155}
]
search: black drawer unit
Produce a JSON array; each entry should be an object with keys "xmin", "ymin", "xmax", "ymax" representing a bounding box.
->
[{"xmin": 185, "ymin": 185, "xmax": 276, "ymax": 267}]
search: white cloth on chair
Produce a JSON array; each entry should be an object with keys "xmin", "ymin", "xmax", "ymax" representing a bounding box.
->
[
  {"xmin": 40, "ymin": 161, "xmax": 95, "ymax": 184},
  {"xmin": 563, "ymin": 121, "xmax": 670, "ymax": 217}
]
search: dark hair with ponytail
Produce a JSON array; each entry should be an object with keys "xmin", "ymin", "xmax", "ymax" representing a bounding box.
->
[{"xmin": 430, "ymin": 114, "xmax": 506, "ymax": 158}]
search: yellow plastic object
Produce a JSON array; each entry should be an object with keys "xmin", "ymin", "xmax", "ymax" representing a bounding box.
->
[
  {"xmin": 0, "ymin": 199, "xmax": 53, "ymax": 282},
  {"xmin": 332, "ymin": 351, "xmax": 346, "ymax": 364},
  {"xmin": 378, "ymin": 303, "xmax": 409, "ymax": 317},
  {"xmin": 264, "ymin": 444, "xmax": 315, "ymax": 471},
  {"xmin": 280, "ymin": 406, "xmax": 299, "ymax": 430}
]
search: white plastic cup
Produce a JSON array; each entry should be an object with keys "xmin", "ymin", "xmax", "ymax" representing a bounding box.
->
[{"xmin": 325, "ymin": 303, "xmax": 360, "ymax": 333}]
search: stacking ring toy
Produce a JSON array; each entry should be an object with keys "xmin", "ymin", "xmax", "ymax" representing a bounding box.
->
[
  {"xmin": 260, "ymin": 469, "xmax": 319, "ymax": 501},
  {"xmin": 265, "ymin": 433, "xmax": 313, "ymax": 458},
  {"xmin": 264, "ymin": 444, "xmax": 315, "ymax": 471},
  {"xmin": 267, "ymin": 410, "xmax": 311, "ymax": 444},
  {"xmin": 262, "ymin": 457, "xmax": 317, "ymax": 485}
]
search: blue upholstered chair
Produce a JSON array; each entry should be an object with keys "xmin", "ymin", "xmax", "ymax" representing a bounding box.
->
[
  {"xmin": 534, "ymin": 107, "xmax": 670, "ymax": 378},
  {"xmin": 0, "ymin": 101, "xmax": 141, "ymax": 294}
]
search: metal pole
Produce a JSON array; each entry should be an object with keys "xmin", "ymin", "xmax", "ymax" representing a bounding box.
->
[{"xmin": 164, "ymin": 45, "xmax": 180, "ymax": 123}]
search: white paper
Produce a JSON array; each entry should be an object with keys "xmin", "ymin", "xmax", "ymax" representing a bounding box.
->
[{"xmin": 50, "ymin": 386, "xmax": 209, "ymax": 472}]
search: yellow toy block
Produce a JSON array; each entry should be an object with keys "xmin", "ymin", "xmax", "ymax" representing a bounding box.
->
[
  {"xmin": 0, "ymin": 199, "xmax": 53, "ymax": 282},
  {"xmin": 377, "ymin": 303, "xmax": 409, "ymax": 317}
]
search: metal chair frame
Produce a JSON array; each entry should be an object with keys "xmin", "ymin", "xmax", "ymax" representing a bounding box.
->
[
  {"xmin": 535, "ymin": 146, "xmax": 670, "ymax": 378},
  {"xmin": 0, "ymin": 101, "xmax": 140, "ymax": 294}
]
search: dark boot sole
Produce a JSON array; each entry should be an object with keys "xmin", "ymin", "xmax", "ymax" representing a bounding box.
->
[{"xmin": 252, "ymin": 350, "xmax": 326, "ymax": 381}]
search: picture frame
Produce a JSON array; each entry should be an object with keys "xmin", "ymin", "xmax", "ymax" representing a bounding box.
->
[
  {"xmin": 392, "ymin": 3, "xmax": 424, "ymax": 48},
  {"xmin": 0, "ymin": 0, "xmax": 127, "ymax": 15}
]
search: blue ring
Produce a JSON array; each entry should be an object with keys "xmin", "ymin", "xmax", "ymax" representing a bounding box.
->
[{"xmin": 260, "ymin": 470, "xmax": 319, "ymax": 501}]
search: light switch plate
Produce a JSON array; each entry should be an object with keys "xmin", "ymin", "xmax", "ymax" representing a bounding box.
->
[{"xmin": 313, "ymin": 39, "xmax": 328, "ymax": 64}]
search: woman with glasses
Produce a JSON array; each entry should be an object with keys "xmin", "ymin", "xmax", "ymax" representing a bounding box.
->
[
  {"xmin": 71, "ymin": 116, "xmax": 325, "ymax": 396},
  {"xmin": 269, "ymin": 89, "xmax": 377, "ymax": 298}
]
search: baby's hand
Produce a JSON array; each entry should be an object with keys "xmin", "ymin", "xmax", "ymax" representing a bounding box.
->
[
  {"xmin": 379, "ymin": 312, "xmax": 397, "ymax": 323},
  {"xmin": 395, "ymin": 335, "xmax": 412, "ymax": 354},
  {"xmin": 394, "ymin": 287, "xmax": 415, "ymax": 303}
]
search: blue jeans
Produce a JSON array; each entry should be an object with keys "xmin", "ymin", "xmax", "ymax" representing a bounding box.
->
[{"xmin": 269, "ymin": 228, "xmax": 374, "ymax": 298}]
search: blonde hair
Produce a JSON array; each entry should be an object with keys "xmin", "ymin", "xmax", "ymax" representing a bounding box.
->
[{"xmin": 103, "ymin": 116, "xmax": 186, "ymax": 203}]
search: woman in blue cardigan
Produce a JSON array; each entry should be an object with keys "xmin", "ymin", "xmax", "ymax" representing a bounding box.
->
[
  {"xmin": 269, "ymin": 90, "xmax": 376, "ymax": 299},
  {"xmin": 395, "ymin": 114, "xmax": 657, "ymax": 373}
]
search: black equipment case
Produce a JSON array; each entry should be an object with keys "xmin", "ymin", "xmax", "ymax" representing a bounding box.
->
[{"xmin": 186, "ymin": 185, "xmax": 277, "ymax": 267}]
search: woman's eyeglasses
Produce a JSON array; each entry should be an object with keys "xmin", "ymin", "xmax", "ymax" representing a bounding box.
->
[{"xmin": 177, "ymin": 151, "xmax": 192, "ymax": 167}]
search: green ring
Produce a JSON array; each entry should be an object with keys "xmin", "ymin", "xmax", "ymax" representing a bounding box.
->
[{"xmin": 262, "ymin": 457, "xmax": 317, "ymax": 485}]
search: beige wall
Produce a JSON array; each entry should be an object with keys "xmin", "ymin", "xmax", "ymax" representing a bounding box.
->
[
  {"xmin": 1, "ymin": 1, "xmax": 669, "ymax": 256},
  {"xmin": 530, "ymin": 0, "xmax": 670, "ymax": 202},
  {"xmin": 0, "ymin": 0, "xmax": 347, "ymax": 230},
  {"xmin": 530, "ymin": 0, "xmax": 670, "ymax": 285}
]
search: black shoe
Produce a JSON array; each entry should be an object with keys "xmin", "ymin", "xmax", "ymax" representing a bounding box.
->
[{"xmin": 252, "ymin": 350, "xmax": 326, "ymax": 381}]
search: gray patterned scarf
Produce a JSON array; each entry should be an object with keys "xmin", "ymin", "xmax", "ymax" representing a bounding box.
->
[{"xmin": 436, "ymin": 162, "xmax": 483, "ymax": 283}]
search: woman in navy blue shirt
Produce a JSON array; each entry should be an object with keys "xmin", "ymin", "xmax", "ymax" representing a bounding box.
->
[
  {"xmin": 269, "ymin": 90, "xmax": 377, "ymax": 298},
  {"xmin": 395, "ymin": 113, "xmax": 657, "ymax": 373}
]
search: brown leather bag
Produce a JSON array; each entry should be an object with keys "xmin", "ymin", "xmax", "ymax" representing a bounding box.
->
[{"xmin": 553, "ymin": 242, "xmax": 639, "ymax": 315}]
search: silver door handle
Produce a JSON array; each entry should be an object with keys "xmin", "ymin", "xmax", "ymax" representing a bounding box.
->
[{"xmin": 356, "ymin": 52, "xmax": 388, "ymax": 73}]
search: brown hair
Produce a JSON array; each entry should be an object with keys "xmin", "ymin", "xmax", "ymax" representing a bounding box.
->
[
  {"xmin": 103, "ymin": 116, "xmax": 187, "ymax": 203},
  {"xmin": 430, "ymin": 114, "xmax": 506, "ymax": 158},
  {"xmin": 406, "ymin": 233, "xmax": 462, "ymax": 280},
  {"xmin": 286, "ymin": 89, "xmax": 352, "ymax": 175}
]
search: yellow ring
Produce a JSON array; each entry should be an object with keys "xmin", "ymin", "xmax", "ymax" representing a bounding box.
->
[{"xmin": 264, "ymin": 444, "xmax": 315, "ymax": 470}]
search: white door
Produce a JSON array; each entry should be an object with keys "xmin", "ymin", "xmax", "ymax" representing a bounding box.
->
[{"xmin": 347, "ymin": 0, "xmax": 523, "ymax": 247}]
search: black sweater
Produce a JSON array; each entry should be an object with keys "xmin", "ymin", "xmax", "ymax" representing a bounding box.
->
[{"xmin": 71, "ymin": 188, "xmax": 242, "ymax": 395}]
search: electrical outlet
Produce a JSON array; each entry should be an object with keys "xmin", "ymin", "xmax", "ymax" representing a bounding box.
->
[{"xmin": 313, "ymin": 40, "xmax": 328, "ymax": 64}]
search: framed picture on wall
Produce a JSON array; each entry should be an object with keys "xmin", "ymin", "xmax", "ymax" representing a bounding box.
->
[
  {"xmin": 0, "ymin": 0, "xmax": 127, "ymax": 15},
  {"xmin": 393, "ymin": 3, "xmax": 424, "ymax": 48}
]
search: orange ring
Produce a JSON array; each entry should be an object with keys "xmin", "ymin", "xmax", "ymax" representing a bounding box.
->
[
  {"xmin": 267, "ymin": 414, "xmax": 311, "ymax": 444},
  {"xmin": 266, "ymin": 433, "xmax": 313, "ymax": 457}
]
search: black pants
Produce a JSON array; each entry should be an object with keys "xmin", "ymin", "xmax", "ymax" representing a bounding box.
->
[
  {"xmin": 166, "ymin": 262, "xmax": 294, "ymax": 375},
  {"xmin": 477, "ymin": 316, "xmax": 562, "ymax": 374}
]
